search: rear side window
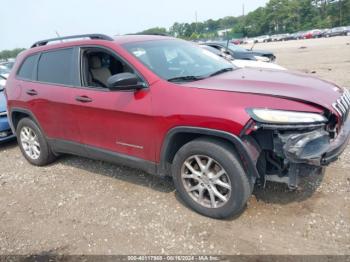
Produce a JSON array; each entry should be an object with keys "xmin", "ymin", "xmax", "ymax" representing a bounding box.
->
[
  {"xmin": 38, "ymin": 48, "xmax": 75, "ymax": 85},
  {"xmin": 17, "ymin": 54, "xmax": 38, "ymax": 80}
]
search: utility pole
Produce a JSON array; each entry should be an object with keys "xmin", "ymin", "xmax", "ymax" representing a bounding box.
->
[
  {"xmin": 195, "ymin": 11, "xmax": 198, "ymax": 34},
  {"xmin": 242, "ymin": 2, "xmax": 246, "ymax": 38},
  {"xmin": 339, "ymin": 0, "xmax": 342, "ymax": 26}
]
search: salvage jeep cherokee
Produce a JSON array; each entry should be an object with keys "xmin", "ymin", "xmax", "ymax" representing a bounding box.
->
[{"xmin": 5, "ymin": 34, "xmax": 350, "ymax": 219}]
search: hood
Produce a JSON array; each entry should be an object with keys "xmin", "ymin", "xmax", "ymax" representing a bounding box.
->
[
  {"xmin": 182, "ymin": 68, "xmax": 343, "ymax": 112},
  {"xmin": 233, "ymin": 52, "xmax": 256, "ymax": 61},
  {"xmin": 250, "ymin": 49, "xmax": 273, "ymax": 56},
  {"xmin": 0, "ymin": 91, "xmax": 6, "ymax": 112}
]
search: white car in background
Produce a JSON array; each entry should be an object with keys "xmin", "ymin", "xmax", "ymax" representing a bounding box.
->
[
  {"xmin": 254, "ymin": 35, "xmax": 271, "ymax": 43},
  {"xmin": 0, "ymin": 75, "xmax": 6, "ymax": 89},
  {"xmin": 200, "ymin": 45, "xmax": 286, "ymax": 71},
  {"xmin": 232, "ymin": 59, "xmax": 286, "ymax": 70},
  {"xmin": 0, "ymin": 62, "xmax": 14, "ymax": 79}
]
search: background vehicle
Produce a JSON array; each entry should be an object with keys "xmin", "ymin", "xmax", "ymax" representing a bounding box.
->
[
  {"xmin": 0, "ymin": 75, "xmax": 15, "ymax": 142},
  {"xmin": 231, "ymin": 39, "xmax": 243, "ymax": 45},
  {"xmin": 304, "ymin": 29, "xmax": 323, "ymax": 39},
  {"xmin": 5, "ymin": 34, "xmax": 350, "ymax": 219},
  {"xmin": 293, "ymin": 31, "xmax": 307, "ymax": 40},
  {"xmin": 326, "ymin": 27, "xmax": 348, "ymax": 37},
  {"xmin": 202, "ymin": 42, "xmax": 276, "ymax": 62},
  {"xmin": 254, "ymin": 35, "xmax": 271, "ymax": 43},
  {"xmin": 0, "ymin": 62, "xmax": 13, "ymax": 79},
  {"xmin": 200, "ymin": 45, "xmax": 286, "ymax": 70},
  {"xmin": 270, "ymin": 34, "xmax": 290, "ymax": 41}
]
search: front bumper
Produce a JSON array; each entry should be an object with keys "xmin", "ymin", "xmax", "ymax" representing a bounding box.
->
[
  {"xmin": 280, "ymin": 117, "xmax": 350, "ymax": 166},
  {"xmin": 0, "ymin": 115, "xmax": 16, "ymax": 142}
]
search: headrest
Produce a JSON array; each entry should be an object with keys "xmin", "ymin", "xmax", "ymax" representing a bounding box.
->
[{"xmin": 90, "ymin": 56, "xmax": 102, "ymax": 69}]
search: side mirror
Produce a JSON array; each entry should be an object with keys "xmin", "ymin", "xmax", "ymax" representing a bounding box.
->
[{"xmin": 107, "ymin": 73, "xmax": 145, "ymax": 91}]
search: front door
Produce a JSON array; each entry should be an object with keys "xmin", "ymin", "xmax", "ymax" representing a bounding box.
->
[{"xmin": 72, "ymin": 46, "xmax": 156, "ymax": 162}]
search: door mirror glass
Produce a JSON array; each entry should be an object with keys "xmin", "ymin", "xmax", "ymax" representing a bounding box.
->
[{"xmin": 107, "ymin": 73, "xmax": 145, "ymax": 91}]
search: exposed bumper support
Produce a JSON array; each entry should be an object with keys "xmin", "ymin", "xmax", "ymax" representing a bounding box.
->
[{"xmin": 278, "ymin": 117, "xmax": 350, "ymax": 166}]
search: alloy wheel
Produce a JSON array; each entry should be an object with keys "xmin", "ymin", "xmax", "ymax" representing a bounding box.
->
[
  {"xmin": 20, "ymin": 126, "xmax": 41, "ymax": 160},
  {"xmin": 181, "ymin": 155, "xmax": 232, "ymax": 208}
]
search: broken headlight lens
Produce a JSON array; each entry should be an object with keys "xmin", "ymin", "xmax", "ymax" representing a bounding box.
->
[{"xmin": 247, "ymin": 109, "xmax": 327, "ymax": 124}]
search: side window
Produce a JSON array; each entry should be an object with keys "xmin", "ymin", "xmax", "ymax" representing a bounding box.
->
[
  {"xmin": 38, "ymin": 48, "xmax": 75, "ymax": 85},
  {"xmin": 81, "ymin": 48, "xmax": 136, "ymax": 89},
  {"xmin": 17, "ymin": 54, "xmax": 38, "ymax": 80}
]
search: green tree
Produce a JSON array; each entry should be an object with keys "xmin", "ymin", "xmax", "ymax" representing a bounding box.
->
[
  {"xmin": 140, "ymin": 0, "xmax": 350, "ymax": 39},
  {"xmin": 0, "ymin": 48, "xmax": 26, "ymax": 60},
  {"xmin": 139, "ymin": 27, "xmax": 167, "ymax": 35}
]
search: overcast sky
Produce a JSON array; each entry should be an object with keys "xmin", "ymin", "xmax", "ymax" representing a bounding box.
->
[{"xmin": 1, "ymin": 0, "xmax": 268, "ymax": 50}]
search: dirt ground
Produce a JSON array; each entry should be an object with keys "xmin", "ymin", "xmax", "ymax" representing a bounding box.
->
[{"xmin": 0, "ymin": 36, "xmax": 349, "ymax": 256}]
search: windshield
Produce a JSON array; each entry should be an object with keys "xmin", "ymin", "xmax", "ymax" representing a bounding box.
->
[{"xmin": 123, "ymin": 39, "xmax": 233, "ymax": 81}]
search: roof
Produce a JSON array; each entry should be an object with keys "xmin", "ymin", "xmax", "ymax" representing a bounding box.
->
[
  {"xmin": 30, "ymin": 34, "xmax": 175, "ymax": 49},
  {"xmin": 21, "ymin": 34, "xmax": 177, "ymax": 59},
  {"xmin": 112, "ymin": 34, "xmax": 175, "ymax": 44}
]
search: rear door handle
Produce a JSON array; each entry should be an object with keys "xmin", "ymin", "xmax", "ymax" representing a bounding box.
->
[
  {"xmin": 26, "ymin": 89, "xmax": 38, "ymax": 96},
  {"xmin": 75, "ymin": 95, "xmax": 93, "ymax": 103}
]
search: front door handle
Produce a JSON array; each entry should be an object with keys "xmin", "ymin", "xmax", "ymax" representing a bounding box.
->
[
  {"xmin": 75, "ymin": 95, "xmax": 93, "ymax": 103},
  {"xmin": 26, "ymin": 89, "xmax": 38, "ymax": 96}
]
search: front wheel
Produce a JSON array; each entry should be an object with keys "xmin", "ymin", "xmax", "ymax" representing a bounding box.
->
[{"xmin": 172, "ymin": 137, "xmax": 253, "ymax": 219}]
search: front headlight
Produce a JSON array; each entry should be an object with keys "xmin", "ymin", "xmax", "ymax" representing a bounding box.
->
[{"xmin": 247, "ymin": 108, "xmax": 327, "ymax": 124}]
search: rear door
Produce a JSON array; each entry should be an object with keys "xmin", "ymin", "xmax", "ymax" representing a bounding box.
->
[{"xmin": 20, "ymin": 47, "xmax": 82, "ymax": 143}]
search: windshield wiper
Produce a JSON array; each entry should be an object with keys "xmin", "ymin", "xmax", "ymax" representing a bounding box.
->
[
  {"xmin": 209, "ymin": 67, "xmax": 233, "ymax": 77},
  {"xmin": 167, "ymin": 75, "xmax": 204, "ymax": 82}
]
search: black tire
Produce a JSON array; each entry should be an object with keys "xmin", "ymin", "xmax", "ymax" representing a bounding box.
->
[
  {"xmin": 171, "ymin": 137, "xmax": 253, "ymax": 219},
  {"xmin": 16, "ymin": 118, "xmax": 56, "ymax": 166}
]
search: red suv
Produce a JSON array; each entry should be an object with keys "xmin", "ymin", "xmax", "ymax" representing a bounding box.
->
[{"xmin": 5, "ymin": 34, "xmax": 350, "ymax": 218}]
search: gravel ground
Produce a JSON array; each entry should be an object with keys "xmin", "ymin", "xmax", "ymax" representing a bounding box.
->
[{"xmin": 0, "ymin": 36, "xmax": 350, "ymax": 256}]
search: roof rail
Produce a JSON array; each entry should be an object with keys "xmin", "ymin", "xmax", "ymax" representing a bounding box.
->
[
  {"xmin": 31, "ymin": 34, "xmax": 113, "ymax": 48},
  {"xmin": 130, "ymin": 33, "xmax": 171, "ymax": 37}
]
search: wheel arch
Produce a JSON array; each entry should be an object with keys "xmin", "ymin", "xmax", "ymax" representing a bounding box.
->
[
  {"xmin": 159, "ymin": 126, "xmax": 260, "ymax": 179},
  {"xmin": 9, "ymin": 108, "xmax": 43, "ymax": 134}
]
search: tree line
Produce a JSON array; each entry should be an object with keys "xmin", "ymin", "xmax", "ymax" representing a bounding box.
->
[
  {"xmin": 0, "ymin": 48, "xmax": 25, "ymax": 60},
  {"xmin": 1, "ymin": 0, "xmax": 349, "ymax": 57},
  {"xmin": 140, "ymin": 0, "xmax": 350, "ymax": 39}
]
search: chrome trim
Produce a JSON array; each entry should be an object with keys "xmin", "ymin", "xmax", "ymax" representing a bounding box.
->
[
  {"xmin": 0, "ymin": 111, "xmax": 7, "ymax": 117},
  {"xmin": 341, "ymin": 96, "xmax": 349, "ymax": 109},
  {"xmin": 116, "ymin": 141, "xmax": 144, "ymax": 150},
  {"xmin": 332, "ymin": 103, "xmax": 342, "ymax": 116},
  {"xmin": 333, "ymin": 89, "xmax": 350, "ymax": 123}
]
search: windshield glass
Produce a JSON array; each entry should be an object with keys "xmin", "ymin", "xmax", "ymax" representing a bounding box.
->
[{"xmin": 123, "ymin": 40, "xmax": 233, "ymax": 81}]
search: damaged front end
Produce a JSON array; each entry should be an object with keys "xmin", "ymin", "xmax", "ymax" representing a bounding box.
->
[{"xmin": 242, "ymin": 107, "xmax": 350, "ymax": 189}]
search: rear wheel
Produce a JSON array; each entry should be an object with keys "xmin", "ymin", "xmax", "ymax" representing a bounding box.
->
[
  {"xmin": 172, "ymin": 137, "xmax": 253, "ymax": 219},
  {"xmin": 16, "ymin": 118, "xmax": 56, "ymax": 166}
]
